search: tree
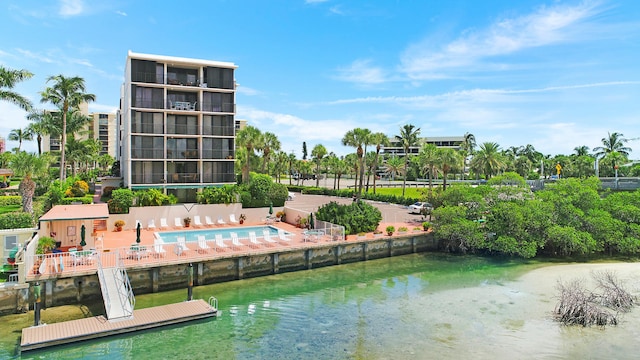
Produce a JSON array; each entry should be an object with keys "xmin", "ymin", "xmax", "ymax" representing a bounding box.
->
[
  {"xmin": 369, "ymin": 132, "xmax": 389, "ymax": 194},
  {"xmin": 8, "ymin": 128, "xmax": 33, "ymax": 152},
  {"xmin": 260, "ymin": 132, "xmax": 280, "ymax": 174},
  {"xmin": 311, "ymin": 144, "xmax": 327, "ymax": 187},
  {"xmin": 40, "ymin": 75, "xmax": 96, "ymax": 181},
  {"xmin": 573, "ymin": 145, "xmax": 590, "ymax": 157},
  {"xmin": 471, "ymin": 142, "xmax": 505, "ymax": 179},
  {"xmin": 0, "ymin": 66, "xmax": 33, "ymax": 111},
  {"xmin": 395, "ymin": 124, "xmax": 421, "ymax": 197},
  {"xmin": 287, "ymin": 152, "xmax": 296, "ymax": 185},
  {"xmin": 436, "ymin": 148, "xmax": 463, "ymax": 191},
  {"xmin": 342, "ymin": 128, "xmax": 371, "ymax": 197},
  {"xmin": 302, "ymin": 142, "xmax": 308, "ymax": 160},
  {"xmin": 382, "ymin": 155, "xmax": 403, "ymax": 181},
  {"xmin": 236, "ymin": 125, "xmax": 263, "ymax": 183},
  {"xmin": 593, "ymin": 132, "xmax": 632, "ymax": 157},
  {"xmin": 417, "ymin": 143, "xmax": 439, "ymax": 190},
  {"xmin": 9, "ymin": 151, "xmax": 50, "ymax": 213},
  {"xmin": 26, "ymin": 110, "xmax": 57, "ymax": 155}
]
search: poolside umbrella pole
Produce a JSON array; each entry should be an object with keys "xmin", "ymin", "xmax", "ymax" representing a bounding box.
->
[
  {"xmin": 309, "ymin": 212, "xmax": 314, "ymax": 229},
  {"xmin": 269, "ymin": 202, "xmax": 273, "ymax": 216},
  {"xmin": 80, "ymin": 224, "xmax": 86, "ymax": 247},
  {"xmin": 136, "ymin": 222, "xmax": 141, "ymax": 244}
]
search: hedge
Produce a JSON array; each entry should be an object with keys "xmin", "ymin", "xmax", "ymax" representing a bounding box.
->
[
  {"xmin": 0, "ymin": 212, "xmax": 34, "ymax": 230},
  {"xmin": 0, "ymin": 196, "xmax": 22, "ymax": 206},
  {"xmin": 59, "ymin": 196, "xmax": 94, "ymax": 205}
]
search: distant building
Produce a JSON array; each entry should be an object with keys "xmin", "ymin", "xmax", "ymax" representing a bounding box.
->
[
  {"xmin": 118, "ymin": 51, "xmax": 238, "ymax": 202},
  {"xmin": 380, "ymin": 136, "xmax": 465, "ymax": 156},
  {"xmin": 0, "ymin": 136, "xmax": 5, "ymax": 153}
]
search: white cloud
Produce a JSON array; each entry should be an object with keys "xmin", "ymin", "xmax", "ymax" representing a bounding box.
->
[
  {"xmin": 400, "ymin": 1, "xmax": 603, "ymax": 79},
  {"xmin": 59, "ymin": 0, "xmax": 85, "ymax": 17},
  {"xmin": 115, "ymin": 10, "xmax": 127, "ymax": 17},
  {"xmin": 334, "ymin": 59, "xmax": 386, "ymax": 85},
  {"xmin": 15, "ymin": 48, "xmax": 55, "ymax": 64},
  {"xmin": 236, "ymin": 86, "xmax": 260, "ymax": 96}
]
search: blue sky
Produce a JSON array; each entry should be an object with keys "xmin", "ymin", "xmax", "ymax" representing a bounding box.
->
[{"xmin": 1, "ymin": 0, "xmax": 639, "ymax": 158}]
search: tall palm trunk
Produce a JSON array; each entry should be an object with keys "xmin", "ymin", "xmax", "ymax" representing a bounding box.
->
[
  {"xmin": 19, "ymin": 176, "xmax": 36, "ymax": 214},
  {"xmin": 60, "ymin": 112, "xmax": 67, "ymax": 181}
]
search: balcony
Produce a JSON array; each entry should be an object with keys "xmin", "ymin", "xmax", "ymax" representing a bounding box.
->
[
  {"xmin": 167, "ymin": 101, "xmax": 198, "ymax": 111},
  {"xmin": 201, "ymin": 103, "xmax": 235, "ymax": 113},
  {"xmin": 167, "ymin": 72, "xmax": 199, "ymax": 87},
  {"xmin": 168, "ymin": 172, "xmax": 200, "ymax": 183}
]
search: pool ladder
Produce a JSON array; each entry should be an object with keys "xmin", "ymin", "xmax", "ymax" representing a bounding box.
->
[{"xmin": 209, "ymin": 296, "xmax": 220, "ymax": 316}]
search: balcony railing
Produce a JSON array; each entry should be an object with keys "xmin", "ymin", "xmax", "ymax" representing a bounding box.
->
[
  {"xmin": 132, "ymin": 71, "xmax": 163, "ymax": 84},
  {"xmin": 201, "ymin": 103, "xmax": 235, "ymax": 113},
  {"xmin": 169, "ymin": 172, "xmax": 200, "ymax": 183},
  {"xmin": 167, "ymin": 149, "xmax": 199, "ymax": 160}
]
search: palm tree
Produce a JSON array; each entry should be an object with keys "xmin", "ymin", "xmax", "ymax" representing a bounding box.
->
[
  {"xmin": 311, "ymin": 144, "xmax": 327, "ymax": 187},
  {"xmin": 461, "ymin": 132, "xmax": 476, "ymax": 155},
  {"xmin": 342, "ymin": 128, "xmax": 370, "ymax": 197},
  {"xmin": 235, "ymin": 125, "xmax": 263, "ymax": 183},
  {"xmin": 26, "ymin": 110, "xmax": 57, "ymax": 155},
  {"xmin": 40, "ymin": 75, "xmax": 96, "ymax": 181},
  {"xmin": 332, "ymin": 156, "xmax": 349, "ymax": 190},
  {"xmin": 0, "ymin": 66, "xmax": 33, "ymax": 111},
  {"xmin": 260, "ymin": 132, "xmax": 280, "ymax": 174},
  {"xmin": 9, "ymin": 151, "xmax": 50, "ymax": 213},
  {"xmin": 369, "ymin": 132, "xmax": 389, "ymax": 194},
  {"xmin": 436, "ymin": 148, "xmax": 463, "ymax": 191},
  {"xmin": 395, "ymin": 124, "xmax": 421, "ymax": 197},
  {"xmin": 287, "ymin": 152, "xmax": 296, "ymax": 185},
  {"xmin": 382, "ymin": 155, "xmax": 404, "ymax": 181},
  {"xmin": 471, "ymin": 142, "xmax": 505, "ymax": 179},
  {"xmin": 273, "ymin": 151, "xmax": 289, "ymax": 182},
  {"xmin": 573, "ymin": 145, "xmax": 590, "ymax": 157},
  {"xmin": 8, "ymin": 128, "xmax": 33, "ymax": 151},
  {"xmin": 593, "ymin": 131, "xmax": 631, "ymax": 169},
  {"xmin": 417, "ymin": 143, "xmax": 439, "ymax": 190}
]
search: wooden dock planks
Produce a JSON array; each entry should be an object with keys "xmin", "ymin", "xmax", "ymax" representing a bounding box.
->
[{"xmin": 21, "ymin": 299, "xmax": 216, "ymax": 352}]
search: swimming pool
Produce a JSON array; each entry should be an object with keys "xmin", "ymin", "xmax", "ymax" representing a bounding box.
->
[{"xmin": 156, "ymin": 225, "xmax": 289, "ymax": 243}]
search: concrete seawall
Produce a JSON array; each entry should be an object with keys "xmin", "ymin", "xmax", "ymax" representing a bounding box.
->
[{"xmin": 1, "ymin": 233, "xmax": 436, "ymax": 313}]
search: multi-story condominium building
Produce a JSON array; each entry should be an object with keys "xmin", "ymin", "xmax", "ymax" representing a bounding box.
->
[
  {"xmin": 118, "ymin": 51, "xmax": 237, "ymax": 202},
  {"xmin": 380, "ymin": 136, "xmax": 465, "ymax": 156},
  {"xmin": 0, "ymin": 136, "xmax": 5, "ymax": 153}
]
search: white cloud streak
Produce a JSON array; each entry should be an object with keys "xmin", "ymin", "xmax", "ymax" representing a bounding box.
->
[
  {"xmin": 59, "ymin": 0, "xmax": 85, "ymax": 17},
  {"xmin": 400, "ymin": 1, "xmax": 604, "ymax": 79},
  {"xmin": 333, "ymin": 59, "xmax": 386, "ymax": 85}
]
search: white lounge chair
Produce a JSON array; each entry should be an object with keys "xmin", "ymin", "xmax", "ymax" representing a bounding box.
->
[
  {"xmin": 230, "ymin": 232, "xmax": 245, "ymax": 250},
  {"xmin": 217, "ymin": 216, "xmax": 227, "ymax": 226},
  {"xmin": 229, "ymin": 214, "xmax": 240, "ymax": 224},
  {"xmin": 263, "ymin": 229, "xmax": 278, "ymax": 245},
  {"xmin": 205, "ymin": 216, "xmax": 215, "ymax": 226},
  {"xmin": 153, "ymin": 239, "xmax": 166, "ymax": 257},
  {"xmin": 197, "ymin": 235, "xmax": 210, "ymax": 253},
  {"xmin": 278, "ymin": 229, "xmax": 292, "ymax": 242},
  {"xmin": 174, "ymin": 217, "xmax": 183, "ymax": 228},
  {"xmin": 175, "ymin": 236, "xmax": 189, "ymax": 255},
  {"xmin": 193, "ymin": 216, "xmax": 204, "ymax": 227},
  {"xmin": 160, "ymin": 218, "xmax": 169, "ymax": 229},
  {"xmin": 215, "ymin": 234, "xmax": 228, "ymax": 251},
  {"xmin": 147, "ymin": 219, "xmax": 156, "ymax": 230},
  {"xmin": 248, "ymin": 231, "xmax": 262, "ymax": 248}
]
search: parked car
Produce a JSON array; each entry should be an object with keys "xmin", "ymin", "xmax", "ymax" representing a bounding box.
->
[
  {"xmin": 287, "ymin": 192, "xmax": 296, "ymax": 201},
  {"xmin": 408, "ymin": 202, "xmax": 433, "ymax": 214}
]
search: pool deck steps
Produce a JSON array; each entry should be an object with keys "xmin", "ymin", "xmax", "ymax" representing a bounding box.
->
[{"xmin": 20, "ymin": 299, "xmax": 216, "ymax": 353}]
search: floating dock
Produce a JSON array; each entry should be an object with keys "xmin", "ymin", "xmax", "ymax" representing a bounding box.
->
[{"xmin": 20, "ymin": 299, "xmax": 217, "ymax": 353}]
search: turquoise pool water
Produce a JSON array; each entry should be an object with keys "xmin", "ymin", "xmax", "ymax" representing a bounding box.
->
[{"xmin": 156, "ymin": 225, "xmax": 287, "ymax": 243}]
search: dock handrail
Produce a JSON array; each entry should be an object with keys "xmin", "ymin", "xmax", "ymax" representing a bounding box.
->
[
  {"xmin": 115, "ymin": 253, "xmax": 135, "ymax": 317},
  {"xmin": 95, "ymin": 253, "xmax": 112, "ymax": 317},
  {"xmin": 208, "ymin": 296, "xmax": 218, "ymax": 310}
]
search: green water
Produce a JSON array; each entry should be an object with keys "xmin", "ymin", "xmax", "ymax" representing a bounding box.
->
[{"xmin": 2, "ymin": 254, "xmax": 639, "ymax": 359}]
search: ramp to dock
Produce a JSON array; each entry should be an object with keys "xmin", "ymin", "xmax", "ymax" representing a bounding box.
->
[
  {"xmin": 100, "ymin": 267, "xmax": 133, "ymax": 320},
  {"xmin": 20, "ymin": 299, "xmax": 217, "ymax": 353}
]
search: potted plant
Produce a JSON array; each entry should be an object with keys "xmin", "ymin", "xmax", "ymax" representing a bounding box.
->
[
  {"xmin": 422, "ymin": 221, "xmax": 432, "ymax": 231},
  {"xmin": 183, "ymin": 217, "xmax": 191, "ymax": 227},
  {"xmin": 373, "ymin": 229, "xmax": 383, "ymax": 238},
  {"xmin": 114, "ymin": 220, "xmax": 125, "ymax": 232},
  {"xmin": 276, "ymin": 211, "xmax": 286, "ymax": 222},
  {"xmin": 239, "ymin": 214, "xmax": 247, "ymax": 224},
  {"xmin": 413, "ymin": 226, "xmax": 422, "ymax": 232},
  {"xmin": 398, "ymin": 226, "xmax": 408, "ymax": 234},
  {"xmin": 357, "ymin": 232, "xmax": 367, "ymax": 240},
  {"xmin": 36, "ymin": 236, "xmax": 57, "ymax": 254},
  {"xmin": 386, "ymin": 225, "xmax": 395, "ymax": 236}
]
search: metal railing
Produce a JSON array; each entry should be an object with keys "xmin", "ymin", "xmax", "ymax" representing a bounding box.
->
[
  {"xmin": 95, "ymin": 252, "xmax": 112, "ymax": 318},
  {"xmin": 115, "ymin": 253, "xmax": 135, "ymax": 317}
]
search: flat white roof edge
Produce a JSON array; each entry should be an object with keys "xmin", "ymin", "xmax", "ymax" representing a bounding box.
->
[{"xmin": 128, "ymin": 50, "xmax": 238, "ymax": 69}]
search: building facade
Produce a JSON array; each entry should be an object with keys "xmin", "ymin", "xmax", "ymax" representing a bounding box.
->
[
  {"xmin": 119, "ymin": 51, "xmax": 237, "ymax": 202},
  {"xmin": 380, "ymin": 136, "xmax": 465, "ymax": 156}
]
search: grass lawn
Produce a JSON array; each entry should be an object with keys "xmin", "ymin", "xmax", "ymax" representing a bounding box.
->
[
  {"xmin": 0, "ymin": 205, "xmax": 21, "ymax": 215},
  {"xmin": 365, "ymin": 187, "xmax": 427, "ymax": 199}
]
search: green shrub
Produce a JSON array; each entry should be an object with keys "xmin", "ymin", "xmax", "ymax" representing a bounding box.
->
[
  {"xmin": 36, "ymin": 236, "xmax": 57, "ymax": 254},
  {"xmin": 386, "ymin": 225, "xmax": 395, "ymax": 235},
  {"xmin": 136, "ymin": 188, "xmax": 178, "ymax": 206},
  {"xmin": 197, "ymin": 185, "xmax": 238, "ymax": 204},
  {"xmin": 60, "ymin": 196, "xmax": 93, "ymax": 205},
  {"xmin": 315, "ymin": 200, "xmax": 382, "ymax": 235},
  {"xmin": 0, "ymin": 212, "xmax": 34, "ymax": 230},
  {"xmin": 108, "ymin": 188, "xmax": 134, "ymax": 214},
  {"xmin": 0, "ymin": 196, "xmax": 22, "ymax": 206},
  {"xmin": 241, "ymin": 173, "xmax": 288, "ymax": 208}
]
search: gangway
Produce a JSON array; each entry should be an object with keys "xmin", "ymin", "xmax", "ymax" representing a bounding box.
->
[{"xmin": 96, "ymin": 253, "xmax": 135, "ymax": 320}]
